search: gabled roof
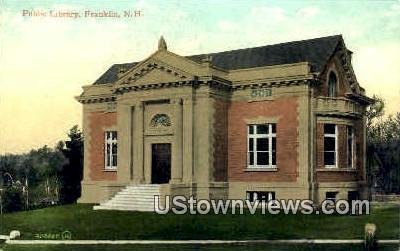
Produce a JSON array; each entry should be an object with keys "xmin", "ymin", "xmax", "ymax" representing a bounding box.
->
[
  {"xmin": 94, "ymin": 62, "xmax": 137, "ymax": 85},
  {"xmin": 93, "ymin": 35, "xmax": 342, "ymax": 85}
]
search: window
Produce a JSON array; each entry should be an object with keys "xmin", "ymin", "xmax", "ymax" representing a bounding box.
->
[
  {"xmin": 325, "ymin": 192, "xmax": 338, "ymax": 202},
  {"xmin": 328, "ymin": 72, "xmax": 337, "ymax": 97},
  {"xmin": 347, "ymin": 126, "xmax": 355, "ymax": 168},
  {"xmin": 246, "ymin": 191, "xmax": 275, "ymax": 202},
  {"xmin": 324, "ymin": 124, "xmax": 337, "ymax": 168},
  {"xmin": 348, "ymin": 191, "xmax": 359, "ymax": 201},
  {"xmin": 105, "ymin": 131, "xmax": 117, "ymax": 170},
  {"xmin": 247, "ymin": 124, "xmax": 276, "ymax": 168}
]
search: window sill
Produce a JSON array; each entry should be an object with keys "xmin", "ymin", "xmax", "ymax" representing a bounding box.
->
[
  {"xmin": 248, "ymin": 97, "xmax": 274, "ymax": 103},
  {"xmin": 317, "ymin": 168, "xmax": 357, "ymax": 172},
  {"xmin": 244, "ymin": 167, "xmax": 278, "ymax": 172},
  {"xmin": 103, "ymin": 168, "xmax": 117, "ymax": 172}
]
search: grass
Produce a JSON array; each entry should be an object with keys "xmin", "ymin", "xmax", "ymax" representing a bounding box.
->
[
  {"xmin": 1, "ymin": 244, "xmax": 400, "ymax": 251},
  {"xmin": 0, "ymin": 203, "xmax": 398, "ymax": 240}
]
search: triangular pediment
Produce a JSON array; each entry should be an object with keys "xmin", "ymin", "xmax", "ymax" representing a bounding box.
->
[
  {"xmin": 130, "ymin": 66, "xmax": 188, "ymax": 85},
  {"xmin": 113, "ymin": 50, "xmax": 213, "ymax": 87}
]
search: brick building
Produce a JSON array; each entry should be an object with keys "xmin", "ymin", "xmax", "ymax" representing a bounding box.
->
[{"xmin": 76, "ymin": 35, "xmax": 372, "ymax": 210}]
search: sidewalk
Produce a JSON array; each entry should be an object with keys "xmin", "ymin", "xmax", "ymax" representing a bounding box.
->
[{"xmin": 5, "ymin": 239, "xmax": 400, "ymax": 245}]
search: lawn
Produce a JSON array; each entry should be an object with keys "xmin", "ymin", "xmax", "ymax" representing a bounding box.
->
[
  {"xmin": 0, "ymin": 203, "xmax": 398, "ymax": 241},
  {"xmin": 2, "ymin": 244, "xmax": 400, "ymax": 251}
]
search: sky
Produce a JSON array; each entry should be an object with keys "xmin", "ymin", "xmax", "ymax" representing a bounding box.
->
[{"xmin": 0, "ymin": 0, "xmax": 399, "ymax": 154}]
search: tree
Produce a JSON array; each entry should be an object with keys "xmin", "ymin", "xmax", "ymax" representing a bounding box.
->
[
  {"xmin": 2, "ymin": 187, "xmax": 23, "ymax": 212},
  {"xmin": 380, "ymin": 113, "xmax": 400, "ymax": 141},
  {"xmin": 366, "ymin": 95, "xmax": 385, "ymax": 142},
  {"xmin": 30, "ymin": 146, "xmax": 66, "ymax": 198},
  {"xmin": 59, "ymin": 125, "xmax": 84, "ymax": 204},
  {"xmin": 366, "ymin": 95, "xmax": 400, "ymax": 195}
]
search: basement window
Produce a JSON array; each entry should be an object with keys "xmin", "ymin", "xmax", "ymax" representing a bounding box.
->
[
  {"xmin": 325, "ymin": 192, "xmax": 338, "ymax": 202},
  {"xmin": 246, "ymin": 191, "xmax": 275, "ymax": 202},
  {"xmin": 105, "ymin": 131, "xmax": 118, "ymax": 170},
  {"xmin": 247, "ymin": 124, "xmax": 276, "ymax": 169},
  {"xmin": 324, "ymin": 124, "xmax": 337, "ymax": 168},
  {"xmin": 348, "ymin": 191, "xmax": 359, "ymax": 201}
]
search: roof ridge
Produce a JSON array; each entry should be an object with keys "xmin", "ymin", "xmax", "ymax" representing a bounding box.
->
[
  {"xmin": 186, "ymin": 34, "xmax": 342, "ymax": 58},
  {"xmin": 109, "ymin": 35, "xmax": 343, "ymax": 65}
]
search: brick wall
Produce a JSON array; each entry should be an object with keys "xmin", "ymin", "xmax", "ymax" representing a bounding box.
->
[
  {"xmin": 316, "ymin": 123, "xmax": 324, "ymax": 168},
  {"xmin": 228, "ymin": 97, "xmax": 299, "ymax": 182},
  {"xmin": 87, "ymin": 111, "xmax": 118, "ymax": 181},
  {"xmin": 314, "ymin": 55, "xmax": 348, "ymax": 97},
  {"xmin": 213, "ymin": 98, "xmax": 229, "ymax": 182},
  {"xmin": 316, "ymin": 171, "xmax": 359, "ymax": 182}
]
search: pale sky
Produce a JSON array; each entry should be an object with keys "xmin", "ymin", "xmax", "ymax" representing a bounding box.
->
[{"xmin": 0, "ymin": 0, "xmax": 399, "ymax": 154}]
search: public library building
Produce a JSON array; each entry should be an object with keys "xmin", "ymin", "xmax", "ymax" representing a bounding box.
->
[{"xmin": 76, "ymin": 35, "xmax": 372, "ymax": 209}]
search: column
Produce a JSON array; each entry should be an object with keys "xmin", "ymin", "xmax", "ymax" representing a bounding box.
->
[
  {"xmin": 182, "ymin": 98, "xmax": 193, "ymax": 183},
  {"xmin": 82, "ymin": 107, "xmax": 90, "ymax": 181},
  {"xmin": 193, "ymin": 92, "xmax": 212, "ymax": 199},
  {"xmin": 117, "ymin": 103, "xmax": 133, "ymax": 183},
  {"xmin": 171, "ymin": 98, "xmax": 183, "ymax": 183},
  {"xmin": 133, "ymin": 101, "xmax": 144, "ymax": 183}
]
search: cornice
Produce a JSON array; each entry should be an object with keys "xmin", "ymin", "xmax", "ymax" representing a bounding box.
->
[
  {"xmin": 345, "ymin": 92, "xmax": 374, "ymax": 105},
  {"xmin": 232, "ymin": 76, "xmax": 313, "ymax": 90},
  {"xmin": 77, "ymin": 75, "xmax": 317, "ymax": 104},
  {"xmin": 76, "ymin": 94, "xmax": 116, "ymax": 104},
  {"xmin": 114, "ymin": 80, "xmax": 195, "ymax": 94}
]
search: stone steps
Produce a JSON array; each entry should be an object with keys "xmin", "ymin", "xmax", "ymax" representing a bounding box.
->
[{"xmin": 93, "ymin": 184, "xmax": 161, "ymax": 212}]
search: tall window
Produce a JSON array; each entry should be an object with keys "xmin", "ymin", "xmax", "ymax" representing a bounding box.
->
[
  {"xmin": 347, "ymin": 125, "xmax": 355, "ymax": 168},
  {"xmin": 247, "ymin": 124, "xmax": 276, "ymax": 168},
  {"xmin": 328, "ymin": 72, "xmax": 337, "ymax": 97},
  {"xmin": 324, "ymin": 124, "xmax": 337, "ymax": 168},
  {"xmin": 105, "ymin": 131, "xmax": 117, "ymax": 170}
]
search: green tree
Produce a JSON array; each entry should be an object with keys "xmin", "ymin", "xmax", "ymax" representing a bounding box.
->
[
  {"xmin": 30, "ymin": 146, "xmax": 65, "ymax": 197},
  {"xmin": 366, "ymin": 95, "xmax": 400, "ymax": 194},
  {"xmin": 366, "ymin": 95, "xmax": 385, "ymax": 142},
  {"xmin": 59, "ymin": 125, "xmax": 84, "ymax": 204}
]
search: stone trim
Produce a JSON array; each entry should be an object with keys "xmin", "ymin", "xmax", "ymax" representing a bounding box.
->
[
  {"xmin": 243, "ymin": 168, "xmax": 278, "ymax": 172},
  {"xmin": 143, "ymin": 135, "xmax": 174, "ymax": 184},
  {"xmin": 79, "ymin": 78, "xmax": 315, "ymax": 104},
  {"xmin": 314, "ymin": 97, "xmax": 363, "ymax": 118},
  {"xmin": 316, "ymin": 168, "xmax": 357, "ymax": 172},
  {"xmin": 316, "ymin": 116, "xmax": 357, "ymax": 125},
  {"xmin": 231, "ymin": 182, "xmax": 308, "ymax": 188},
  {"xmin": 232, "ymin": 78, "xmax": 309, "ymax": 90},
  {"xmin": 317, "ymin": 181, "xmax": 360, "ymax": 188},
  {"xmin": 244, "ymin": 116, "xmax": 279, "ymax": 124},
  {"xmin": 103, "ymin": 169, "xmax": 117, "ymax": 172}
]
